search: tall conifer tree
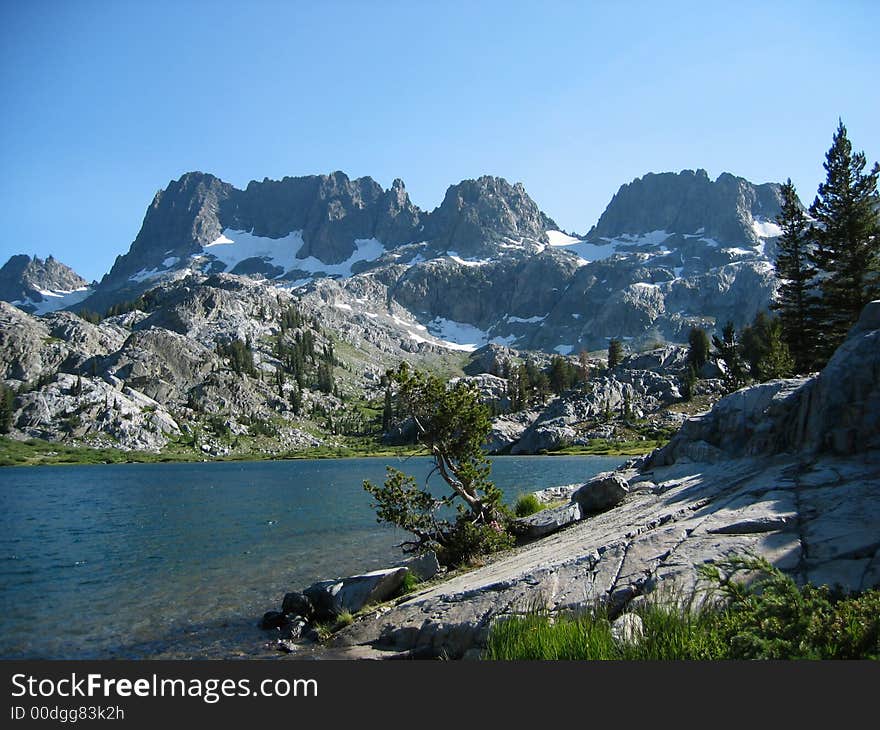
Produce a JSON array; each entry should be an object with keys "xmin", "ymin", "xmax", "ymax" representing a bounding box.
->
[
  {"xmin": 772, "ymin": 178, "xmax": 818, "ymax": 372},
  {"xmin": 809, "ymin": 121, "xmax": 880, "ymax": 361}
]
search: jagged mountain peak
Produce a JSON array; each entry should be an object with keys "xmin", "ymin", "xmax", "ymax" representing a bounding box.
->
[
  {"xmin": 0, "ymin": 254, "xmax": 91, "ymax": 314},
  {"xmin": 78, "ymin": 169, "xmax": 558, "ymax": 312},
  {"xmin": 422, "ymin": 175, "xmax": 557, "ymax": 257},
  {"xmin": 9, "ymin": 165, "xmax": 794, "ymax": 358},
  {"xmin": 587, "ymin": 168, "xmax": 786, "ymax": 245}
]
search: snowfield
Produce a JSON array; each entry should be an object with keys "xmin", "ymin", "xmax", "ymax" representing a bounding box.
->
[
  {"xmin": 751, "ymin": 218, "xmax": 783, "ymax": 239},
  {"xmin": 13, "ymin": 287, "xmax": 92, "ymax": 315},
  {"xmin": 547, "ymin": 229, "xmax": 678, "ymax": 264},
  {"xmin": 202, "ymin": 230, "xmax": 387, "ymax": 279}
]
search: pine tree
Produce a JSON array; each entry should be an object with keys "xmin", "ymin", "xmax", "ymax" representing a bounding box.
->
[
  {"xmin": 712, "ymin": 322, "xmax": 748, "ymax": 395},
  {"xmin": 740, "ymin": 311, "xmax": 771, "ymax": 379},
  {"xmin": 687, "ymin": 327, "xmax": 710, "ymax": 372},
  {"xmin": 577, "ymin": 350, "xmax": 591, "ymax": 384},
  {"xmin": 289, "ymin": 383, "xmax": 303, "ymax": 416},
  {"xmin": 382, "ymin": 387, "xmax": 393, "ymax": 432},
  {"xmin": 363, "ymin": 366, "xmax": 509, "ymax": 558},
  {"xmin": 809, "ymin": 120, "xmax": 880, "ymax": 361},
  {"xmin": 316, "ymin": 361, "xmax": 334, "ymax": 394},
  {"xmin": 607, "ymin": 338, "xmax": 623, "ymax": 370},
  {"xmin": 0, "ymin": 383, "xmax": 15, "ymax": 434},
  {"xmin": 772, "ymin": 178, "xmax": 818, "ymax": 372},
  {"xmin": 549, "ymin": 355, "xmax": 573, "ymax": 395},
  {"xmin": 621, "ymin": 391, "xmax": 632, "ymax": 420},
  {"xmin": 680, "ymin": 364, "xmax": 697, "ymax": 402},
  {"xmin": 757, "ymin": 319, "xmax": 795, "ymax": 381}
]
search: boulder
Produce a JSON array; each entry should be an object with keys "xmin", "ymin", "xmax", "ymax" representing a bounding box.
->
[
  {"xmin": 485, "ymin": 411, "xmax": 538, "ymax": 454},
  {"xmin": 532, "ymin": 484, "xmax": 580, "ymax": 504},
  {"xmin": 793, "ymin": 301, "xmax": 880, "ymax": 454},
  {"xmin": 621, "ymin": 346, "xmax": 689, "ymax": 374},
  {"xmin": 514, "ymin": 501, "xmax": 582, "ymax": 539},
  {"xmin": 281, "ymin": 591, "xmax": 314, "ymax": 620},
  {"xmin": 395, "ymin": 552, "xmax": 440, "ymax": 582},
  {"xmin": 304, "ymin": 567, "xmax": 410, "ymax": 620},
  {"xmin": 450, "ymin": 373, "xmax": 510, "ymax": 411},
  {"xmin": 573, "ymin": 472, "xmax": 629, "ymax": 513},
  {"xmin": 611, "ymin": 613, "xmax": 644, "ymax": 645},
  {"xmin": 282, "ymin": 617, "xmax": 309, "ymax": 641}
]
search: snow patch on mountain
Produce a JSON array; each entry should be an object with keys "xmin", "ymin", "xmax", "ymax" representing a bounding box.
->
[
  {"xmin": 723, "ymin": 247, "xmax": 760, "ymax": 257},
  {"xmin": 447, "ymin": 252, "xmax": 493, "ymax": 267},
  {"xmin": 549, "ymin": 229, "xmax": 678, "ymax": 265},
  {"xmin": 751, "ymin": 218, "xmax": 783, "ymax": 239},
  {"xmin": 202, "ymin": 230, "xmax": 386, "ymax": 279},
  {"xmin": 130, "ymin": 267, "xmax": 166, "ymax": 283},
  {"xmin": 12, "ymin": 287, "xmax": 92, "ymax": 315},
  {"xmin": 507, "ymin": 314, "xmax": 546, "ymax": 323},
  {"xmin": 426, "ymin": 317, "xmax": 488, "ymax": 351},
  {"xmin": 565, "ymin": 241, "xmax": 622, "ymax": 263},
  {"xmin": 545, "ymin": 230, "xmax": 581, "ymax": 247}
]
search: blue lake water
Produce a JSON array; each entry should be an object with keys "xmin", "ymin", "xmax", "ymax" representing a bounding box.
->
[{"xmin": 0, "ymin": 455, "xmax": 624, "ymax": 659}]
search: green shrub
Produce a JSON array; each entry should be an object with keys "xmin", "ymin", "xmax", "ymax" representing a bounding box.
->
[
  {"xmin": 701, "ymin": 555, "xmax": 880, "ymax": 659},
  {"xmin": 514, "ymin": 493, "xmax": 542, "ymax": 518},
  {"xmin": 437, "ymin": 515, "xmax": 514, "ymax": 568}
]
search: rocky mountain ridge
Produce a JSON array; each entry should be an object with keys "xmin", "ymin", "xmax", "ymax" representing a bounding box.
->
[
  {"xmin": 587, "ymin": 168, "xmax": 786, "ymax": 245},
  {"xmin": 1, "ymin": 267, "xmax": 717, "ymax": 456},
  {"xmin": 0, "ymin": 255, "xmax": 92, "ymax": 315},
  {"xmin": 2, "ymin": 167, "xmax": 790, "ymax": 353},
  {"xmin": 81, "ymin": 171, "xmax": 556, "ymax": 314}
]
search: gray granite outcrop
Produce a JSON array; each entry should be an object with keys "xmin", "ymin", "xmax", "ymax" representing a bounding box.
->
[{"xmin": 316, "ymin": 302, "xmax": 880, "ymax": 659}]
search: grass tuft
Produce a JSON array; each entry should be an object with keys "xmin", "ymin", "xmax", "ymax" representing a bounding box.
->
[
  {"xmin": 485, "ymin": 557, "xmax": 880, "ymax": 660},
  {"xmin": 513, "ymin": 493, "xmax": 543, "ymax": 517}
]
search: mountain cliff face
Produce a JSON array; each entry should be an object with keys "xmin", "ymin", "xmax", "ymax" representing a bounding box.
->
[
  {"xmin": 79, "ymin": 171, "xmax": 554, "ymax": 314},
  {"xmin": 2, "ymin": 167, "xmax": 792, "ymax": 353},
  {"xmin": 420, "ymin": 176, "xmax": 555, "ymax": 257},
  {"xmin": 0, "ymin": 161, "xmax": 801, "ymax": 458},
  {"xmin": 0, "ymin": 255, "xmax": 91, "ymax": 314},
  {"xmin": 587, "ymin": 169, "xmax": 785, "ymax": 245}
]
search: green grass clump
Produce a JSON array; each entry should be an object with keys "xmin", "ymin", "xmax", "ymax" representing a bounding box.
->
[
  {"xmin": 513, "ymin": 493, "xmax": 543, "ymax": 517},
  {"xmin": 313, "ymin": 610, "xmax": 355, "ymax": 642},
  {"xmin": 485, "ymin": 610, "xmax": 619, "ymax": 660},
  {"xmin": 484, "ymin": 603, "xmax": 723, "ymax": 660},
  {"xmin": 398, "ymin": 570, "xmax": 422, "ymax": 596},
  {"xmin": 485, "ymin": 556, "xmax": 880, "ymax": 660}
]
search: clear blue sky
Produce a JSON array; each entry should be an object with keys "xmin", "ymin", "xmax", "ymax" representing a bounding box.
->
[{"xmin": 1, "ymin": 0, "xmax": 878, "ymax": 281}]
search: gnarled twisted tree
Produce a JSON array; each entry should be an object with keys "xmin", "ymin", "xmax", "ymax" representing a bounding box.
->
[{"xmin": 363, "ymin": 364, "xmax": 509, "ymax": 560}]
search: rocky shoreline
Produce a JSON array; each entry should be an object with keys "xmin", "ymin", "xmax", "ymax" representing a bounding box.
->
[{"xmin": 258, "ymin": 302, "xmax": 880, "ymax": 659}]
